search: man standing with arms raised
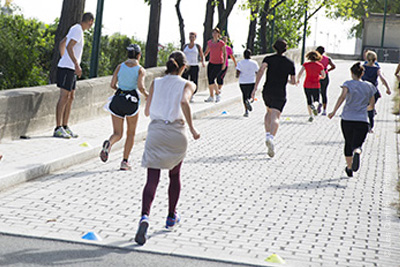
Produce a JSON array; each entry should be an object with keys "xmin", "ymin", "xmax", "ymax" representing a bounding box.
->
[{"xmin": 54, "ymin": 12, "xmax": 94, "ymax": 138}]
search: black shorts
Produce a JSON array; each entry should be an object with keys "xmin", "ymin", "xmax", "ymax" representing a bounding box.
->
[
  {"xmin": 107, "ymin": 89, "xmax": 140, "ymax": 118},
  {"xmin": 207, "ymin": 63, "xmax": 223, "ymax": 85},
  {"xmin": 304, "ymin": 88, "xmax": 320, "ymax": 105},
  {"xmin": 182, "ymin": 65, "xmax": 199, "ymax": 94},
  {"xmin": 239, "ymin": 83, "xmax": 254, "ymax": 103},
  {"xmin": 57, "ymin": 67, "xmax": 76, "ymax": 91},
  {"xmin": 217, "ymin": 66, "xmax": 228, "ymax": 85},
  {"xmin": 262, "ymin": 91, "xmax": 287, "ymax": 112}
]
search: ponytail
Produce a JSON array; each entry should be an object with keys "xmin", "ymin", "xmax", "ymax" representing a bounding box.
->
[
  {"xmin": 350, "ymin": 62, "xmax": 364, "ymax": 78},
  {"xmin": 165, "ymin": 51, "xmax": 187, "ymax": 74}
]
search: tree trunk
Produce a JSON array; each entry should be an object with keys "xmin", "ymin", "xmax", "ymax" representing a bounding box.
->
[
  {"xmin": 259, "ymin": 0, "xmax": 270, "ymax": 54},
  {"xmin": 49, "ymin": 0, "xmax": 86, "ymax": 83},
  {"xmin": 217, "ymin": 0, "xmax": 225, "ymax": 33},
  {"xmin": 145, "ymin": 0, "xmax": 162, "ymax": 68},
  {"xmin": 246, "ymin": 3, "xmax": 259, "ymax": 51},
  {"xmin": 216, "ymin": 0, "xmax": 237, "ymax": 37},
  {"xmin": 203, "ymin": 0, "xmax": 215, "ymax": 51},
  {"xmin": 175, "ymin": 0, "xmax": 185, "ymax": 49}
]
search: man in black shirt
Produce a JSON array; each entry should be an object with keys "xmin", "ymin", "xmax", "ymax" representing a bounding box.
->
[{"xmin": 252, "ymin": 39, "xmax": 296, "ymax": 158}]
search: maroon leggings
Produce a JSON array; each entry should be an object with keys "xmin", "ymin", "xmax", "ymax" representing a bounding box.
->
[{"xmin": 141, "ymin": 161, "xmax": 182, "ymax": 217}]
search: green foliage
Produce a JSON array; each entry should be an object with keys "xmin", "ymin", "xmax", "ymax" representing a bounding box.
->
[
  {"xmin": 0, "ymin": 14, "xmax": 56, "ymax": 90},
  {"xmin": 157, "ymin": 42, "xmax": 180, "ymax": 67}
]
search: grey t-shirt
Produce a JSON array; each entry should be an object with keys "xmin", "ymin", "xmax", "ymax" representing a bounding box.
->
[{"xmin": 341, "ymin": 80, "xmax": 377, "ymax": 123}]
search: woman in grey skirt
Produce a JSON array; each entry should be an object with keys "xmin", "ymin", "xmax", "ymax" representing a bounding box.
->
[{"xmin": 135, "ymin": 51, "xmax": 200, "ymax": 245}]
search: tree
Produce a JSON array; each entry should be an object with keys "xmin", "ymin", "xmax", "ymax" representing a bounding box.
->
[
  {"xmin": 49, "ymin": 0, "xmax": 85, "ymax": 83},
  {"xmin": 203, "ymin": 0, "xmax": 216, "ymax": 51},
  {"xmin": 246, "ymin": 1, "xmax": 259, "ymax": 51},
  {"xmin": 175, "ymin": 0, "xmax": 185, "ymax": 49},
  {"xmin": 216, "ymin": 0, "xmax": 238, "ymax": 36},
  {"xmin": 258, "ymin": 0, "xmax": 270, "ymax": 54},
  {"xmin": 144, "ymin": 0, "xmax": 162, "ymax": 68}
]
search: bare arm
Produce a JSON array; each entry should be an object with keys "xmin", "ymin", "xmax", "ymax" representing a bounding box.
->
[
  {"xmin": 137, "ymin": 67, "xmax": 148, "ymax": 99},
  {"xmin": 328, "ymin": 87, "xmax": 348, "ymax": 119},
  {"xmin": 59, "ymin": 37, "xmax": 67, "ymax": 57},
  {"xmin": 252, "ymin": 63, "xmax": 267, "ymax": 100},
  {"xmin": 221, "ymin": 45, "xmax": 227, "ymax": 70},
  {"xmin": 204, "ymin": 45, "xmax": 210, "ymax": 58},
  {"xmin": 66, "ymin": 39, "xmax": 82, "ymax": 77},
  {"xmin": 320, "ymin": 69, "xmax": 326, "ymax": 80},
  {"xmin": 144, "ymin": 81, "xmax": 154, "ymax": 117},
  {"xmin": 289, "ymin": 75, "xmax": 296, "ymax": 85},
  {"xmin": 181, "ymin": 82, "xmax": 200, "ymax": 140},
  {"xmin": 395, "ymin": 63, "xmax": 400, "ymax": 81},
  {"xmin": 230, "ymin": 54, "xmax": 237, "ymax": 67},
  {"xmin": 110, "ymin": 64, "xmax": 121, "ymax": 90},
  {"xmin": 198, "ymin": 45, "xmax": 206, "ymax": 67},
  {"xmin": 327, "ymin": 58, "xmax": 336, "ymax": 72},
  {"xmin": 296, "ymin": 66, "xmax": 305, "ymax": 84},
  {"xmin": 378, "ymin": 69, "xmax": 391, "ymax": 95},
  {"xmin": 236, "ymin": 70, "xmax": 240, "ymax": 78}
]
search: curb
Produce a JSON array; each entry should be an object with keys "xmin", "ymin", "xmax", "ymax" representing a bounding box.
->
[{"xmin": 0, "ymin": 94, "xmax": 242, "ymax": 192}]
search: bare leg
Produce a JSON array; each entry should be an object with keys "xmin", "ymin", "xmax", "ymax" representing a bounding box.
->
[
  {"xmin": 56, "ymin": 89, "xmax": 71, "ymax": 127},
  {"xmin": 108, "ymin": 115, "xmax": 124, "ymax": 153},
  {"xmin": 345, "ymin": 156, "xmax": 352, "ymax": 169},
  {"xmin": 123, "ymin": 114, "xmax": 139, "ymax": 160},
  {"xmin": 62, "ymin": 90, "xmax": 75, "ymax": 126},
  {"xmin": 264, "ymin": 110, "xmax": 272, "ymax": 133},
  {"xmin": 307, "ymin": 105, "xmax": 313, "ymax": 116},
  {"xmin": 208, "ymin": 84, "xmax": 215, "ymax": 97},
  {"xmin": 269, "ymin": 108, "xmax": 282, "ymax": 136}
]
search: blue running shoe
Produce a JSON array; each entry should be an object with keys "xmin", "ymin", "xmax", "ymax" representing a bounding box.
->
[
  {"xmin": 135, "ymin": 215, "xmax": 149, "ymax": 245},
  {"xmin": 166, "ymin": 213, "xmax": 180, "ymax": 230}
]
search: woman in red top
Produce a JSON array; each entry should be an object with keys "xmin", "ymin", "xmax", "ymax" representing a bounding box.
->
[
  {"xmin": 204, "ymin": 28, "xmax": 227, "ymax": 103},
  {"xmin": 297, "ymin": 51, "xmax": 326, "ymax": 122},
  {"xmin": 316, "ymin": 46, "xmax": 336, "ymax": 115}
]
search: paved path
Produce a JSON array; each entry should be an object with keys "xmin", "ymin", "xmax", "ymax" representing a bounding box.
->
[{"xmin": 0, "ymin": 60, "xmax": 399, "ymax": 267}]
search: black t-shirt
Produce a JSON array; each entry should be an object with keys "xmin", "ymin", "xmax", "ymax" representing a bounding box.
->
[{"xmin": 262, "ymin": 54, "xmax": 295, "ymax": 99}]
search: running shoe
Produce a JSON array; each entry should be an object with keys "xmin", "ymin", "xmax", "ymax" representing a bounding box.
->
[
  {"xmin": 317, "ymin": 103, "xmax": 322, "ymax": 114},
  {"xmin": 190, "ymin": 96, "xmax": 194, "ymax": 103},
  {"xmin": 310, "ymin": 104, "xmax": 318, "ymax": 116},
  {"xmin": 204, "ymin": 96, "xmax": 214, "ymax": 103},
  {"xmin": 120, "ymin": 160, "xmax": 132, "ymax": 171},
  {"xmin": 308, "ymin": 116, "xmax": 314, "ymax": 122},
  {"xmin": 135, "ymin": 215, "xmax": 149, "ymax": 245},
  {"xmin": 352, "ymin": 148, "xmax": 361, "ymax": 172},
  {"xmin": 99, "ymin": 140, "xmax": 110, "ymax": 162},
  {"xmin": 64, "ymin": 126, "xmax": 78, "ymax": 138},
  {"xmin": 243, "ymin": 112, "xmax": 249, "ymax": 117},
  {"xmin": 321, "ymin": 111, "xmax": 327, "ymax": 116},
  {"xmin": 245, "ymin": 99, "xmax": 253, "ymax": 112},
  {"xmin": 53, "ymin": 127, "xmax": 71, "ymax": 139},
  {"xmin": 166, "ymin": 212, "xmax": 181, "ymax": 230},
  {"xmin": 265, "ymin": 137, "xmax": 275, "ymax": 158},
  {"xmin": 215, "ymin": 95, "xmax": 221, "ymax": 103},
  {"xmin": 345, "ymin": 167, "xmax": 353, "ymax": 177}
]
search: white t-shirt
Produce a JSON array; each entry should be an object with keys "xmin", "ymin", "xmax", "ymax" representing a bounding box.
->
[
  {"xmin": 236, "ymin": 59, "xmax": 259, "ymax": 84},
  {"xmin": 150, "ymin": 75, "xmax": 193, "ymax": 122},
  {"xmin": 183, "ymin": 44, "xmax": 199, "ymax": 66},
  {"xmin": 58, "ymin": 24, "xmax": 84, "ymax": 70}
]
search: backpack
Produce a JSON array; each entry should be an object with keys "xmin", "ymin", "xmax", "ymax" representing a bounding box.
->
[{"xmin": 182, "ymin": 43, "xmax": 202, "ymax": 62}]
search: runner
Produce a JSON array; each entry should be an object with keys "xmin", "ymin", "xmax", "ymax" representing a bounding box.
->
[
  {"xmin": 316, "ymin": 46, "xmax": 336, "ymax": 115},
  {"xmin": 203, "ymin": 28, "xmax": 227, "ymax": 103},
  {"xmin": 135, "ymin": 51, "xmax": 200, "ymax": 245},
  {"xmin": 182, "ymin": 32, "xmax": 205, "ymax": 103},
  {"xmin": 362, "ymin": 51, "xmax": 391, "ymax": 133},
  {"xmin": 252, "ymin": 39, "xmax": 296, "ymax": 157},
  {"xmin": 54, "ymin": 12, "xmax": 94, "ymax": 138},
  {"xmin": 218, "ymin": 36, "xmax": 237, "ymax": 94},
  {"xmin": 297, "ymin": 51, "xmax": 326, "ymax": 122},
  {"xmin": 100, "ymin": 44, "xmax": 148, "ymax": 171},
  {"xmin": 236, "ymin": 49, "xmax": 259, "ymax": 117},
  {"xmin": 328, "ymin": 63, "xmax": 377, "ymax": 177},
  {"xmin": 395, "ymin": 62, "xmax": 400, "ymax": 88}
]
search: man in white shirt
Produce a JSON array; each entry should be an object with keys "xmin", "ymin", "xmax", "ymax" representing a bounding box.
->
[{"xmin": 54, "ymin": 12, "xmax": 94, "ymax": 138}]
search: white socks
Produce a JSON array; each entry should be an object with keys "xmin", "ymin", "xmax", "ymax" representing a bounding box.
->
[{"xmin": 266, "ymin": 132, "xmax": 274, "ymax": 140}]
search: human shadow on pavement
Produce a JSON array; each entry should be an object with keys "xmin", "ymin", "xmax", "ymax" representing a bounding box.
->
[
  {"xmin": 0, "ymin": 247, "xmax": 130, "ymax": 266},
  {"xmin": 306, "ymin": 141, "xmax": 343, "ymax": 146},
  {"xmin": 184, "ymin": 152, "xmax": 269, "ymax": 164},
  {"xmin": 268, "ymin": 177, "xmax": 350, "ymax": 191}
]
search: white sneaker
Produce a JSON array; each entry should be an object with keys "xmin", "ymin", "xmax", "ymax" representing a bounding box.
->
[
  {"xmin": 265, "ymin": 137, "xmax": 275, "ymax": 158},
  {"xmin": 215, "ymin": 95, "xmax": 221, "ymax": 103},
  {"xmin": 204, "ymin": 96, "xmax": 214, "ymax": 103}
]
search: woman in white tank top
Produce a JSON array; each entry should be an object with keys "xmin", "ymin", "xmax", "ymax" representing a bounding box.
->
[{"xmin": 135, "ymin": 51, "xmax": 200, "ymax": 245}]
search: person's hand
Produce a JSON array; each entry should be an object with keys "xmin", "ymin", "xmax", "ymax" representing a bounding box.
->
[
  {"xmin": 251, "ymin": 89, "xmax": 257, "ymax": 101},
  {"xmin": 202, "ymin": 62, "xmax": 205, "ymax": 68},
  {"xmin": 190, "ymin": 127, "xmax": 200, "ymax": 140},
  {"xmin": 396, "ymin": 74, "xmax": 400, "ymax": 82},
  {"xmin": 221, "ymin": 64, "xmax": 226, "ymax": 71},
  {"xmin": 295, "ymin": 79, "xmax": 300, "ymax": 86},
  {"xmin": 328, "ymin": 112, "xmax": 335, "ymax": 119},
  {"xmin": 75, "ymin": 64, "xmax": 82, "ymax": 78},
  {"xmin": 386, "ymin": 89, "xmax": 392, "ymax": 95}
]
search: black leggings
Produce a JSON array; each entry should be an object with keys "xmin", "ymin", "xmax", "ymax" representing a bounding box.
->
[
  {"xmin": 341, "ymin": 120, "xmax": 369, "ymax": 157},
  {"xmin": 320, "ymin": 75, "xmax": 329, "ymax": 104},
  {"xmin": 239, "ymin": 83, "xmax": 254, "ymax": 104},
  {"xmin": 304, "ymin": 88, "xmax": 320, "ymax": 105},
  {"xmin": 368, "ymin": 90, "xmax": 381, "ymax": 130},
  {"xmin": 182, "ymin": 66, "xmax": 199, "ymax": 94}
]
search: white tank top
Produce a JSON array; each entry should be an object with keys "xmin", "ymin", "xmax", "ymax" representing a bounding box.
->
[
  {"xmin": 150, "ymin": 75, "xmax": 187, "ymax": 122},
  {"xmin": 183, "ymin": 44, "xmax": 199, "ymax": 66}
]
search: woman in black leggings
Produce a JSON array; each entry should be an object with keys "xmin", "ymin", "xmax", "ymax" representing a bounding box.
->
[{"xmin": 328, "ymin": 63, "xmax": 377, "ymax": 177}]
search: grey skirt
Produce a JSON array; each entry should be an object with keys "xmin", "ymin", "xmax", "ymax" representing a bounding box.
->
[{"xmin": 141, "ymin": 119, "xmax": 188, "ymax": 170}]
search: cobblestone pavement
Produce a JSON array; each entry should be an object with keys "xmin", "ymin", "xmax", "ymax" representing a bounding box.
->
[{"xmin": 0, "ymin": 61, "xmax": 399, "ymax": 267}]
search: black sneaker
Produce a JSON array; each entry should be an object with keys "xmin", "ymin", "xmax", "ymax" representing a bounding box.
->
[
  {"xmin": 345, "ymin": 167, "xmax": 353, "ymax": 177},
  {"xmin": 245, "ymin": 99, "xmax": 253, "ymax": 112},
  {"xmin": 352, "ymin": 148, "xmax": 361, "ymax": 172},
  {"xmin": 135, "ymin": 215, "xmax": 149, "ymax": 245}
]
